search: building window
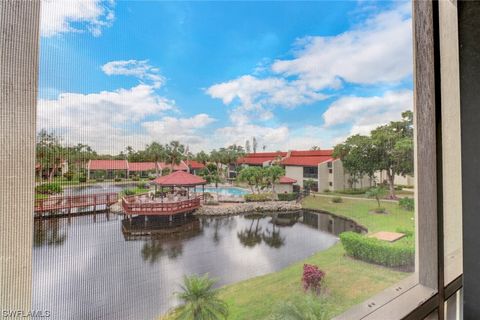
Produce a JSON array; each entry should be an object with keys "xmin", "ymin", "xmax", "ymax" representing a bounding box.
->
[
  {"xmin": 303, "ymin": 166, "xmax": 318, "ymax": 179},
  {"xmin": 327, "ymin": 161, "xmax": 332, "ymax": 168},
  {"xmin": 329, "ymin": 182, "xmax": 332, "ymax": 187},
  {"xmin": 328, "ymin": 168, "xmax": 333, "ymax": 174}
]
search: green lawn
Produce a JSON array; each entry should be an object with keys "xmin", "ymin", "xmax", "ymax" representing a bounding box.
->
[{"xmin": 162, "ymin": 196, "xmax": 414, "ymax": 319}]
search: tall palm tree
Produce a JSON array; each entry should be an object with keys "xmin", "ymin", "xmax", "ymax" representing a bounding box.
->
[
  {"xmin": 166, "ymin": 141, "xmax": 185, "ymax": 169},
  {"xmin": 145, "ymin": 142, "xmax": 166, "ymax": 176},
  {"xmin": 175, "ymin": 274, "xmax": 228, "ymax": 320}
]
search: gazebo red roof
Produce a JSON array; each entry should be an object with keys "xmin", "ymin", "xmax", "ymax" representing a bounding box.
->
[
  {"xmin": 279, "ymin": 176, "xmax": 297, "ymax": 184},
  {"xmin": 152, "ymin": 170, "xmax": 206, "ymax": 186}
]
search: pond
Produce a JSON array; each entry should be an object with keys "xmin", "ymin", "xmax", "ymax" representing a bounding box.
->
[{"xmin": 33, "ymin": 210, "xmax": 366, "ymax": 320}]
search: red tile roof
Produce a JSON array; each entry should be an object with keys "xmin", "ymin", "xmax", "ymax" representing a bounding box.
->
[
  {"xmin": 89, "ymin": 160, "xmax": 128, "ymax": 170},
  {"xmin": 157, "ymin": 161, "xmax": 189, "ymax": 171},
  {"xmin": 129, "ymin": 162, "xmax": 157, "ymax": 172},
  {"xmin": 279, "ymin": 176, "xmax": 297, "ymax": 184},
  {"xmin": 280, "ymin": 150, "xmax": 334, "ymax": 167},
  {"xmin": 152, "ymin": 170, "xmax": 206, "ymax": 186},
  {"xmin": 186, "ymin": 160, "xmax": 206, "ymax": 170},
  {"xmin": 237, "ymin": 152, "xmax": 287, "ymax": 165}
]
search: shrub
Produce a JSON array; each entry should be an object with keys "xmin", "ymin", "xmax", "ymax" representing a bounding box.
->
[
  {"xmin": 63, "ymin": 170, "xmax": 74, "ymax": 181},
  {"xmin": 277, "ymin": 192, "xmax": 297, "ymax": 201},
  {"xmin": 35, "ymin": 183, "xmax": 63, "ymax": 195},
  {"xmin": 244, "ymin": 193, "xmax": 272, "ymax": 202},
  {"xmin": 137, "ymin": 182, "xmax": 148, "ymax": 189},
  {"xmin": 302, "ymin": 264, "xmax": 325, "ymax": 294},
  {"xmin": 205, "ymin": 200, "xmax": 220, "ymax": 206},
  {"xmin": 148, "ymin": 174, "xmax": 156, "ymax": 180},
  {"xmin": 78, "ymin": 176, "xmax": 87, "ymax": 183},
  {"xmin": 123, "ymin": 188, "xmax": 136, "ymax": 196},
  {"xmin": 331, "ymin": 196, "xmax": 343, "ymax": 203},
  {"xmin": 132, "ymin": 176, "xmax": 140, "ymax": 181},
  {"xmin": 394, "ymin": 185, "xmax": 403, "ymax": 191},
  {"xmin": 399, "ymin": 197, "xmax": 414, "ymax": 211},
  {"xmin": 114, "ymin": 177, "xmax": 122, "ymax": 182},
  {"xmin": 323, "ymin": 189, "xmax": 331, "ymax": 193},
  {"xmin": 395, "ymin": 227, "xmax": 414, "ymax": 238},
  {"xmin": 340, "ymin": 232, "xmax": 414, "ymax": 267},
  {"xmin": 337, "ymin": 188, "xmax": 369, "ymax": 195},
  {"xmin": 95, "ymin": 178, "xmax": 104, "ymax": 182}
]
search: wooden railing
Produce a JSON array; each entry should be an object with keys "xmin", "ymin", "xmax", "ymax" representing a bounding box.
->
[
  {"xmin": 34, "ymin": 193, "xmax": 118, "ymax": 213},
  {"xmin": 122, "ymin": 196, "xmax": 201, "ymax": 216}
]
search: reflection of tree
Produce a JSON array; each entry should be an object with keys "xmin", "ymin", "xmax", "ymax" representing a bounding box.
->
[
  {"xmin": 262, "ymin": 224, "xmax": 285, "ymax": 249},
  {"xmin": 141, "ymin": 239, "xmax": 165, "ymax": 264},
  {"xmin": 237, "ymin": 215, "xmax": 263, "ymax": 248},
  {"xmin": 34, "ymin": 219, "xmax": 67, "ymax": 247},
  {"xmin": 141, "ymin": 239, "xmax": 184, "ymax": 263}
]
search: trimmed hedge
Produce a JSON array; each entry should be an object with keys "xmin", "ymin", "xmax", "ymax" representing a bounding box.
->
[
  {"xmin": 244, "ymin": 193, "xmax": 272, "ymax": 202},
  {"xmin": 340, "ymin": 232, "xmax": 414, "ymax": 268},
  {"xmin": 331, "ymin": 196, "xmax": 343, "ymax": 203},
  {"xmin": 337, "ymin": 188, "xmax": 370, "ymax": 195},
  {"xmin": 79, "ymin": 176, "xmax": 87, "ymax": 183},
  {"xmin": 277, "ymin": 192, "xmax": 297, "ymax": 201}
]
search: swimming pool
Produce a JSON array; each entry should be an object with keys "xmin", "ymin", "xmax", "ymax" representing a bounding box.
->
[{"xmin": 195, "ymin": 186, "xmax": 250, "ymax": 196}]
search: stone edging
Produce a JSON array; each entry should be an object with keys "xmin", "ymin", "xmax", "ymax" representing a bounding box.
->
[{"xmin": 194, "ymin": 201, "xmax": 302, "ymax": 216}]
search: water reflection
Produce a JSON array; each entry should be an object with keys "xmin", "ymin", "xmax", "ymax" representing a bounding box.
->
[
  {"xmin": 34, "ymin": 219, "xmax": 67, "ymax": 247},
  {"xmin": 33, "ymin": 210, "xmax": 365, "ymax": 320}
]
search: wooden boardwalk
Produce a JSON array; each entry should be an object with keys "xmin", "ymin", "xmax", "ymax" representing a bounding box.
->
[
  {"xmin": 122, "ymin": 196, "xmax": 201, "ymax": 216},
  {"xmin": 34, "ymin": 193, "xmax": 118, "ymax": 216}
]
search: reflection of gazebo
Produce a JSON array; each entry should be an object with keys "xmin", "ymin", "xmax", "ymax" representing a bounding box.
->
[{"xmin": 122, "ymin": 171, "xmax": 206, "ymax": 217}]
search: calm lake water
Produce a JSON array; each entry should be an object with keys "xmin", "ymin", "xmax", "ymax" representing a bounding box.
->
[{"xmin": 33, "ymin": 210, "xmax": 365, "ymax": 320}]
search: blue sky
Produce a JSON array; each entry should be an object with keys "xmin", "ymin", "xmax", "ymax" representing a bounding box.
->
[{"xmin": 38, "ymin": 0, "xmax": 413, "ymax": 154}]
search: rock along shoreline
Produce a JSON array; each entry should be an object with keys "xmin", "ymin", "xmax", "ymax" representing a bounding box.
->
[{"xmin": 194, "ymin": 201, "xmax": 302, "ymax": 216}]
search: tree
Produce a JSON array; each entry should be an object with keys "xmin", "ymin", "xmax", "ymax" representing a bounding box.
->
[
  {"xmin": 333, "ymin": 134, "xmax": 376, "ymax": 189},
  {"xmin": 252, "ymin": 137, "xmax": 258, "ymax": 154},
  {"xmin": 175, "ymin": 274, "xmax": 228, "ymax": 320},
  {"xmin": 237, "ymin": 166, "xmax": 265, "ymax": 193},
  {"xmin": 245, "ymin": 140, "xmax": 251, "ymax": 153},
  {"xmin": 36, "ymin": 130, "xmax": 65, "ymax": 181},
  {"xmin": 311, "ymin": 146, "xmax": 321, "ymax": 150},
  {"xmin": 370, "ymin": 111, "xmax": 414, "ymax": 198},
  {"xmin": 165, "ymin": 141, "xmax": 185, "ymax": 167},
  {"xmin": 265, "ymin": 166, "xmax": 285, "ymax": 194},
  {"xmin": 366, "ymin": 186, "xmax": 387, "ymax": 209},
  {"xmin": 145, "ymin": 142, "xmax": 166, "ymax": 176},
  {"xmin": 195, "ymin": 151, "xmax": 210, "ymax": 165}
]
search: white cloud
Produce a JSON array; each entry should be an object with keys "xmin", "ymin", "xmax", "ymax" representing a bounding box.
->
[
  {"xmin": 142, "ymin": 114, "xmax": 216, "ymax": 146},
  {"xmin": 214, "ymin": 123, "xmax": 289, "ymax": 151},
  {"xmin": 102, "ymin": 60, "xmax": 165, "ymax": 88},
  {"xmin": 206, "ymin": 75, "xmax": 327, "ymax": 123},
  {"xmin": 40, "ymin": 0, "xmax": 115, "ymax": 37},
  {"xmin": 323, "ymin": 90, "xmax": 413, "ymax": 135},
  {"xmin": 271, "ymin": 3, "xmax": 412, "ymax": 88},
  {"xmin": 37, "ymin": 84, "xmax": 177, "ymax": 153}
]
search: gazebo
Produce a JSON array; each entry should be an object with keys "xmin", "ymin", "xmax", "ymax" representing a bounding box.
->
[
  {"xmin": 152, "ymin": 170, "xmax": 207, "ymax": 202},
  {"xmin": 121, "ymin": 171, "xmax": 207, "ymax": 217}
]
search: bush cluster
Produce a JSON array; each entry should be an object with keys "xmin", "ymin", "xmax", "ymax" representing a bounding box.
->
[
  {"xmin": 331, "ymin": 196, "xmax": 343, "ymax": 203},
  {"xmin": 399, "ymin": 197, "xmax": 414, "ymax": 211},
  {"xmin": 277, "ymin": 192, "xmax": 297, "ymax": 201},
  {"xmin": 35, "ymin": 183, "xmax": 62, "ymax": 195},
  {"xmin": 302, "ymin": 264, "xmax": 325, "ymax": 294},
  {"xmin": 78, "ymin": 176, "xmax": 87, "ymax": 183},
  {"xmin": 63, "ymin": 171, "xmax": 74, "ymax": 181},
  {"xmin": 114, "ymin": 177, "xmax": 122, "ymax": 182},
  {"xmin": 132, "ymin": 176, "xmax": 140, "ymax": 181},
  {"xmin": 244, "ymin": 193, "xmax": 272, "ymax": 202},
  {"xmin": 123, "ymin": 188, "xmax": 136, "ymax": 196},
  {"xmin": 136, "ymin": 182, "xmax": 148, "ymax": 189},
  {"xmin": 340, "ymin": 232, "xmax": 414, "ymax": 268}
]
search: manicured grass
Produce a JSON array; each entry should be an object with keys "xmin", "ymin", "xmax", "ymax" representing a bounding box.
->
[
  {"xmin": 303, "ymin": 196, "xmax": 415, "ymax": 234},
  {"xmin": 162, "ymin": 196, "xmax": 414, "ymax": 319}
]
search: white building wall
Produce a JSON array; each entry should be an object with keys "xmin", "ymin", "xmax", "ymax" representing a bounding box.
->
[
  {"xmin": 275, "ymin": 184, "xmax": 293, "ymax": 193},
  {"xmin": 285, "ymin": 166, "xmax": 304, "ymax": 188},
  {"xmin": 318, "ymin": 162, "xmax": 330, "ymax": 192}
]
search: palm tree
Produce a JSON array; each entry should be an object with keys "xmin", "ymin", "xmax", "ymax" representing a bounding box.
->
[
  {"xmin": 266, "ymin": 165, "xmax": 285, "ymax": 194},
  {"xmin": 175, "ymin": 274, "xmax": 228, "ymax": 320},
  {"xmin": 145, "ymin": 142, "xmax": 166, "ymax": 176},
  {"xmin": 166, "ymin": 141, "xmax": 185, "ymax": 169},
  {"xmin": 268, "ymin": 294, "xmax": 331, "ymax": 320}
]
